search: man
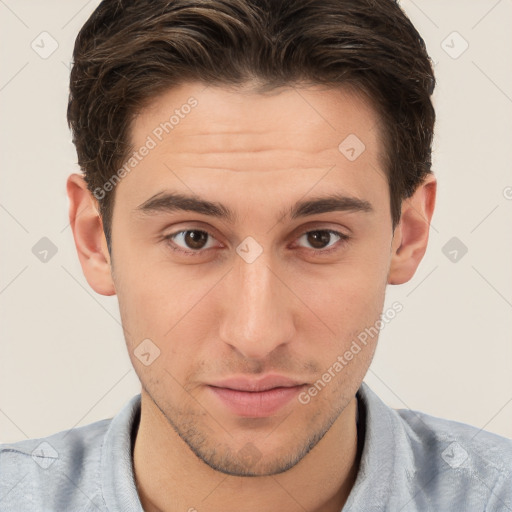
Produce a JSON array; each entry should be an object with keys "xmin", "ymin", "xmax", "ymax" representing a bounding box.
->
[{"xmin": 1, "ymin": 0, "xmax": 511, "ymax": 510}]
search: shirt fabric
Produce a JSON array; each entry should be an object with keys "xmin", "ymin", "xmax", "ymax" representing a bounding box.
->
[{"xmin": 1, "ymin": 382, "xmax": 511, "ymax": 511}]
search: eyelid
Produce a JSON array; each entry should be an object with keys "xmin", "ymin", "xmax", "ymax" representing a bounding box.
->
[
  {"xmin": 164, "ymin": 227, "xmax": 222, "ymax": 256},
  {"xmin": 164, "ymin": 225, "xmax": 350, "ymax": 257},
  {"xmin": 292, "ymin": 228, "xmax": 349, "ymax": 254}
]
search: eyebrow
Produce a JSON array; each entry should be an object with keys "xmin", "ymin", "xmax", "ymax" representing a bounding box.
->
[{"xmin": 135, "ymin": 191, "xmax": 373, "ymax": 223}]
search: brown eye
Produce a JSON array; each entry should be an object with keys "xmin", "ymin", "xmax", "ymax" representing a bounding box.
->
[
  {"xmin": 182, "ymin": 230, "xmax": 209, "ymax": 249},
  {"xmin": 306, "ymin": 231, "xmax": 332, "ymax": 249},
  {"xmin": 165, "ymin": 229, "xmax": 219, "ymax": 254},
  {"xmin": 296, "ymin": 229, "xmax": 348, "ymax": 252}
]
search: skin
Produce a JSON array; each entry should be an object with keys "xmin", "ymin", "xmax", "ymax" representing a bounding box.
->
[{"xmin": 67, "ymin": 81, "xmax": 436, "ymax": 512}]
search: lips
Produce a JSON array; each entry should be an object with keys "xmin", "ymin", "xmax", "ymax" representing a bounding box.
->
[{"xmin": 206, "ymin": 375, "xmax": 307, "ymax": 418}]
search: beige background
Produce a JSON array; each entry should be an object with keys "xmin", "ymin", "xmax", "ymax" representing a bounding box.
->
[{"xmin": 0, "ymin": 0, "xmax": 511, "ymax": 443}]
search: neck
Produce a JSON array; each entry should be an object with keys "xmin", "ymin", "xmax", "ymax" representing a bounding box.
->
[{"xmin": 133, "ymin": 392, "xmax": 360, "ymax": 512}]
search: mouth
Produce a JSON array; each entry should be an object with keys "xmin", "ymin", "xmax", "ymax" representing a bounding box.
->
[{"xmin": 206, "ymin": 375, "xmax": 308, "ymax": 418}]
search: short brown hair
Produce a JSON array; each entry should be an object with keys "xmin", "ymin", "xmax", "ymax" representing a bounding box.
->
[{"xmin": 67, "ymin": 0, "xmax": 436, "ymax": 254}]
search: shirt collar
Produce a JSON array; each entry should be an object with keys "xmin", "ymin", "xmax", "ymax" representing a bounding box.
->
[
  {"xmin": 100, "ymin": 382, "xmax": 414, "ymax": 511},
  {"xmin": 101, "ymin": 393, "xmax": 143, "ymax": 512},
  {"xmin": 344, "ymin": 381, "xmax": 416, "ymax": 510}
]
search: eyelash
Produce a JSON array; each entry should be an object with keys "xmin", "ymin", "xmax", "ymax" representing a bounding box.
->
[{"xmin": 163, "ymin": 228, "xmax": 349, "ymax": 257}]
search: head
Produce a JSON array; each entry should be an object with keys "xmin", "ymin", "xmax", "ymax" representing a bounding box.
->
[{"xmin": 66, "ymin": 0, "xmax": 436, "ymax": 476}]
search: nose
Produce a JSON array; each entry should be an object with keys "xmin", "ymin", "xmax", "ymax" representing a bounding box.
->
[{"xmin": 218, "ymin": 251, "xmax": 296, "ymax": 360}]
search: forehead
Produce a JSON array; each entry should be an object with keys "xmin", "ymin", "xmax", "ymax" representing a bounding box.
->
[
  {"xmin": 132, "ymin": 81, "xmax": 383, "ymax": 156},
  {"xmin": 116, "ymin": 81, "xmax": 388, "ymax": 214}
]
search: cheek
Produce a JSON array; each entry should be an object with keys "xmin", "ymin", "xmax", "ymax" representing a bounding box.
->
[
  {"xmin": 297, "ymin": 249, "xmax": 389, "ymax": 320},
  {"xmin": 114, "ymin": 257, "xmax": 219, "ymax": 368},
  {"xmin": 293, "ymin": 268, "xmax": 386, "ymax": 405},
  {"xmin": 290, "ymin": 242, "xmax": 389, "ymax": 361}
]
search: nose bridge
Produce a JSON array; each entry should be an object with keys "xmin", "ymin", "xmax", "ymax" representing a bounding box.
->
[{"xmin": 219, "ymin": 249, "xmax": 294, "ymax": 359}]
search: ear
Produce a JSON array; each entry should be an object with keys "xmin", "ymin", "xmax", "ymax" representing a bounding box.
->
[
  {"xmin": 388, "ymin": 174, "xmax": 437, "ymax": 285},
  {"xmin": 66, "ymin": 173, "xmax": 116, "ymax": 296}
]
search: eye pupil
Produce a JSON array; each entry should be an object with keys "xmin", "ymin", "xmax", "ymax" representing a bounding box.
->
[
  {"xmin": 307, "ymin": 231, "xmax": 331, "ymax": 249},
  {"xmin": 185, "ymin": 230, "xmax": 208, "ymax": 249},
  {"xmin": 171, "ymin": 229, "xmax": 342, "ymax": 255}
]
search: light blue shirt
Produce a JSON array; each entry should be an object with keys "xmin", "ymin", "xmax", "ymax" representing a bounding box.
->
[{"xmin": 1, "ymin": 382, "xmax": 511, "ymax": 511}]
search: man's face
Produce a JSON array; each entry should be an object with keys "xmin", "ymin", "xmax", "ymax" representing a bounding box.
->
[{"xmin": 110, "ymin": 82, "xmax": 394, "ymax": 476}]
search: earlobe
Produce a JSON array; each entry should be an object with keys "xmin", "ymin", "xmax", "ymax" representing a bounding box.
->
[
  {"xmin": 66, "ymin": 173, "xmax": 116, "ymax": 296},
  {"xmin": 388, "ymin": 174, "xmax": 437, "ymax": 285}
]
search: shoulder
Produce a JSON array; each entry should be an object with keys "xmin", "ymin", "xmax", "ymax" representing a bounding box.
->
[
  {"xmin": 352, "ymin": 383, "xmax": 512, "ymax": 511},
  {"xmin": 0, "ymin": 418, "xmax": 111, "ymax": 512},
  {"xmin": 399, "ymin": 405, "xmax": 512, "ymax": 463},
  {"xmin": 397, "ymin": 406, "xmax": 512, "ymax": 509}
]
